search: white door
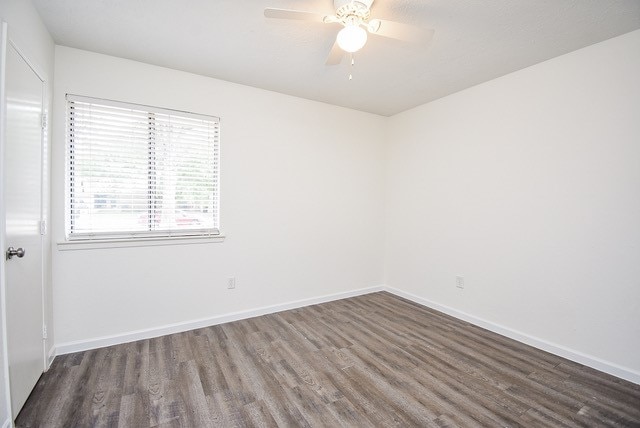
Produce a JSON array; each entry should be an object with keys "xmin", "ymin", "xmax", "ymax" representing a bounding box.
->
[{"xmin": 3, "ymin": 40, "xmax": 45, "ymax": 417}]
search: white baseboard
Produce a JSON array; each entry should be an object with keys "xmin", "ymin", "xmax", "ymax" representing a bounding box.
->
[
  {"xmin": 2, "ymin": 417, "xmax": 12, "ymax": 428},
  {"xmin": 46, "ymin": 345, "xmax": 56, "ymax": 369},
  {"xmin": 56, "ymin": 285, "xmax": 385, "ymax": 355},
  {"xmin": 384, "ymin": 286, "xmax": 640, "ymax": 385},
  {"xmin": 53, "ymin": 283, "xmax": 639, "ymax": 385}
]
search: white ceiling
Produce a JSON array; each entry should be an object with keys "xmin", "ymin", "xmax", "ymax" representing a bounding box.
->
[{"xmin": 32, "ymin": 0, "xmax": 640, "ymax": 116}]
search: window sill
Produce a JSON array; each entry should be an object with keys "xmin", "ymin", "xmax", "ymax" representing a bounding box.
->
[{"xmin": 57, "ymin": 234, "xmax": 225, "ymax": 251}]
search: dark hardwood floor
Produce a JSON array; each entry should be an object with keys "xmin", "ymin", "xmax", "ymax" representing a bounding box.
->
[{"xmin": 16, "ymin": 292, "xmax": 640, "ymax": 427}]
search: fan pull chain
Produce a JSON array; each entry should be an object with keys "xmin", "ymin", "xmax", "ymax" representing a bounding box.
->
[{"xmin": 349, "ymin": 53, "xmax": 355, "ymax": 81}]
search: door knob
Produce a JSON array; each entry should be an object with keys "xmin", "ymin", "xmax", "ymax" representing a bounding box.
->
[{"xmin": 5, "ymin": 247, "xmax": 25, "ymax": 260}]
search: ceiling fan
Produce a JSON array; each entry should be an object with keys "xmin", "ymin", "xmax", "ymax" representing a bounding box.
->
[{"xmin": 264, "ymin": 0, "xmax": 434, "ymax": 65}]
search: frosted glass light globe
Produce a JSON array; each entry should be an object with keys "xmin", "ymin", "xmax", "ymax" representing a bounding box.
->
[{"xmin": 337, "ymin": 24, "xmax": 368, "ymax": 53}]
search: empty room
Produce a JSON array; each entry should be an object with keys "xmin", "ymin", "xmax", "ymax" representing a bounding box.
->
[{"xmin": 1, "ymin": 0, "xmax": 639, "ymax": 426}]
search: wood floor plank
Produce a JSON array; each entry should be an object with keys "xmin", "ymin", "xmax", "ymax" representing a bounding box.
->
[
  {"xmin": 241, "ymin": 399, "xmax": 278, "ymax": 427},
  {"xmin": 15, "ymin": 291, "xmax": 640, "ymax": 427}
]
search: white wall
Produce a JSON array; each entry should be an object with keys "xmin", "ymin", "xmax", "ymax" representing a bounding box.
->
[
  {"xmin": 385, "ymin": 30, "xmax": 640, "ymax": 380},
  {"xmin": 51, "ymin": 47, "xmax": 386, "ymax": 348}
]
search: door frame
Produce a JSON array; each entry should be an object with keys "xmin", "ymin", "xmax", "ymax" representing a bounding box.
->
[{"xmin": 0, "ymin": 20, "xmax": 49, "ymax": 421}]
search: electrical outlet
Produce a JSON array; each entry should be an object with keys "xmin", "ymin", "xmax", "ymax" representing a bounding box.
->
[
  {"xmin": 227, "ymin": 277, "xmax": 236, "ymax": 289},
  {"xmin": 456, "ymin": 275, "xmax": 464, "ymax": 289}
]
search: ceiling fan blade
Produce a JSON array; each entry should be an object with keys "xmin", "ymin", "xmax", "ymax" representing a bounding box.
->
[
  {"xmin": 368, "ymin": 19, "xmax": 434, "ymax": 44},
  {"xmin": 264, "ymin": 8, "xmax": 327, "ymax": 23},
  {"xmin": 326, "ymin": 40, "xmax": 344, "ymax": 66}
]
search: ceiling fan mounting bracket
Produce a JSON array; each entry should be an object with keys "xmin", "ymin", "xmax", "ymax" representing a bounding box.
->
[
  {"xmin": 334, "ymin": 0, "xmax": 374, "ymax": 9},
  {"xmin": 334, "ymin": 0, "xmax": 373, "ymax": 24}
]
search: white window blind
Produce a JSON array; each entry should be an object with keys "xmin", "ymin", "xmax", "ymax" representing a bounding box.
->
[{"xmin": 65, "ymin": 94, "xmax": 220, "ymax": 240}]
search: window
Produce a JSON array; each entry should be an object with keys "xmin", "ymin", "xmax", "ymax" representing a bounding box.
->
[{"xmin": 65, "ymin": 95, "xmax": 220, "ymax": 240}]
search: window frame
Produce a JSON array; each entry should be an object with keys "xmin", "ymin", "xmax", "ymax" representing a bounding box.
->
[{"xmin": 64, "ymin": 94, "xmax": 221, "ymax": 242}]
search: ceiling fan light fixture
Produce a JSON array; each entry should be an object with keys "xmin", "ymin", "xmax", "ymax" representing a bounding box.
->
[{"xmin": 337, "ymin": 24, "xmax": 368, "ymax": 53}]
